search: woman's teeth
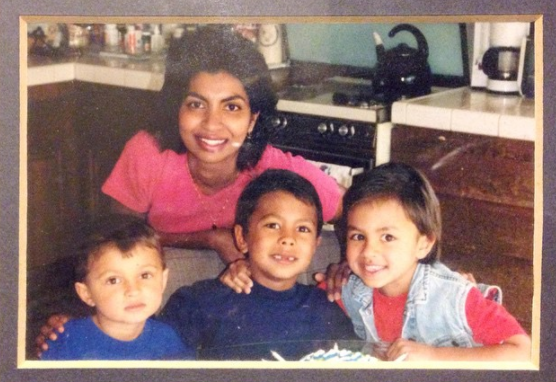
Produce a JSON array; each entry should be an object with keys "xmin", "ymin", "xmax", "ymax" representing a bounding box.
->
[{"xmin": 201, "ymin": 138, "xmax": 226, "ymax": 146}]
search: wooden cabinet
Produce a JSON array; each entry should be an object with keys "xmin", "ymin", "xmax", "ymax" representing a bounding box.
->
[
  {"xmin": 390, "ymin": 125, "xmax": 534, "ymax": 332},
  {"xmin": 27, "ymin": 83, "xmax": 82, "ymax": 269},
  {"xmin": 72, "ymin": 82, "xmax": 158, "ymax": 218},
  {"xmin": 26, "ymin": 82, "xmax": 157, "ymax": 358}
]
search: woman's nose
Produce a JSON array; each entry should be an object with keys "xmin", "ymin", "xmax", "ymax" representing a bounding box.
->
[{"xmin": 203, "ymin": 108, "xmax": 222, "ymax": 129}]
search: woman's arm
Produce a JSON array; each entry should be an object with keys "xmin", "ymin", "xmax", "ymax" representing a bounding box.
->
[
  {"xmin": 159, "ymin": 228, "xmax": 244, "ymax": 264},
  {"xmin": 109, "ymin": 198, "xmax": 244, "ymax": 264}
]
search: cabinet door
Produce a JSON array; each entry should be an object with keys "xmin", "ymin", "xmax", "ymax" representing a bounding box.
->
[
  {"xmin": 74, "ymin": 83, "xmax": 158, "ymax": 217},
  {"xmin": 27, "ymin": 83, "xmax": 83, "ymax": 269}
]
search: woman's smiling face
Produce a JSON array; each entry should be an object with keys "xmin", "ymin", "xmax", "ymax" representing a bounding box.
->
[{"xmin": 178, "ymin": 71, "xmax": 259, "ymax": 166}]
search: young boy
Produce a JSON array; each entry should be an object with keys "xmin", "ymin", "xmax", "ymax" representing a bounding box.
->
[
  {"xmin": 157, "ymin": 169, "xmax": 357, "ymax": 360},
  {"xmin": 40, "ymin": 215, "xmax": 195, "ymax": 360},
  {"xmin": 340, "ymin": 162, "xmax": 531, "ymax": 361}
]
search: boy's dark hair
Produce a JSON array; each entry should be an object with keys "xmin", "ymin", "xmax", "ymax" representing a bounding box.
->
[
  {"xmin": 235, "ymin": 169, "xmax": 324, "ymax": 237},
  {"xmin": 148, "ymin": 26, "xmax": 278, "ymax": 171},
  {"xmin": 342, "ymin": 162, "xmax": 441, "ymax": 263},
  {"xmin": 74, "ymin": 214, "xmax": 164, "ymax": 283}
]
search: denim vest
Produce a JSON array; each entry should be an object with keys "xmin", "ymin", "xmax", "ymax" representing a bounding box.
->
[{"xmin": 342, "ymin": 262, "xmax": 483, "ymax": 348}]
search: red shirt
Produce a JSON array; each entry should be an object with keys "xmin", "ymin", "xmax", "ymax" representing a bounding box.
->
[
  {"xmin": 372, "ymin": 287, "xmax": 526, "ymax": 345},
  {"xmin": 317, "ymin": 281, "xmax": 526, "ymax": 344}
]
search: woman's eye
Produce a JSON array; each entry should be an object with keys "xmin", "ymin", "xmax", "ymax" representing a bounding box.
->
[
  {"xmin": 225, "ymin": 103, "xmax": 241, "ymax": 112},
  {"xmin": 184, "ymin": 100, "xmax": 204, "ymax": 109}
]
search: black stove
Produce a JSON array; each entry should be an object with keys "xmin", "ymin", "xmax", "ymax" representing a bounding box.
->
[{"xmin": 263, "ymin": 77, "xmax": 393, "ymax": 172}]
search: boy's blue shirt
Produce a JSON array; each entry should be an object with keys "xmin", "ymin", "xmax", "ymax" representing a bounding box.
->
[
  {"xmin": 158, "ymin": 278, "xmax": 358, "ymax": 360},
  {"xmin": 41, "ymin": 316, "xmax": 195, "ymax": 360}
]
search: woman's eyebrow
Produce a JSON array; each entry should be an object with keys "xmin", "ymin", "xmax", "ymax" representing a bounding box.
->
[{"xmin": 185, "ymin": 92, "xmax": 247, "ymax": 103}]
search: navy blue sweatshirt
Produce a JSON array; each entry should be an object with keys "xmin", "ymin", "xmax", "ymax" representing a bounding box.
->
[{"xmin": 159, "ymin": 279, "xmax": 357, "ymax": 360}]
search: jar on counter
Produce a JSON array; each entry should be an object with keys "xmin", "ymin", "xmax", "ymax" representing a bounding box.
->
[
  {"xmin": 104, "ymin": 24, "xmax": 119, "ymax": 52},
  {"xmin": 125, "ymin": 24, "xmax": 137, "ymax": 55},
  {"xmin": 67, "ymin": 24, "xmax": 89, "ymax": 49}
]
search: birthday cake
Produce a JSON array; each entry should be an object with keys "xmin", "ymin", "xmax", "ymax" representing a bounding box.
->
[{"xmin": 270, "ymin": 343, "xmax": 379, "ymax": 362}]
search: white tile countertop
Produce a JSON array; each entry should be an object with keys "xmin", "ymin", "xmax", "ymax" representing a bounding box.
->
[
  {"xmin": 391, "ymin": 87, "xmax": 536, "ymax": 141},
  {"xmin": 28, "ymin": 57, "xmax": 537, "ymax": 142},
  {"xmin": 27, "ymin": 53, "xmax": 166, "ymax": 91}
]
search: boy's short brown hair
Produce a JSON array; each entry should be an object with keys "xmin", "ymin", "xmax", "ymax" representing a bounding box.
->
[{"xmin": 74, "ymin": 214, "xmax": 164, "ymax": 283}]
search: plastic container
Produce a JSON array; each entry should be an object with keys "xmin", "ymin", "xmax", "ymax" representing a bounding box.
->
[{"xmin": 104, "ymin": 24, "xmax": 119, "ymax": 52}]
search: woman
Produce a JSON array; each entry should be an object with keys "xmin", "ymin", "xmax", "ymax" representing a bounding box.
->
[{"xmin": 102, "ymin": 26, "xmax": 344, "ymax": 264}]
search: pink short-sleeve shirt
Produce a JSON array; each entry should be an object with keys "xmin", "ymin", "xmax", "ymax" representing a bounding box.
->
[{"xmin": 101, "ymin": 131, "xmax": 341, "ymax": 233}]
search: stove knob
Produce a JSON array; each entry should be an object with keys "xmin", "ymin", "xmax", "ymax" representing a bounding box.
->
[
  {"xmin": 317, "ymin": 122, "xmax": 328, "ymax": 134},
  {"xmin": 269, "ymin": 116, "xmax": 287, "ymax": 129},
  {"xmin": 338, "ymin": 124, "xmax": 349, "ymax": 136}
]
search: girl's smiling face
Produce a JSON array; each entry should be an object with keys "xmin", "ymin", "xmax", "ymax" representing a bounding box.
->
[
  {"xmin": 178, "ymin": 71, "xmax": 259, "ymax": 166},
  {"xmin": 345, "ymin": 198, "xmax": 435, "ymax": 297},
  {"xmin": 234, "ymin": 191, "xmax": 321, "ymax": 292}
]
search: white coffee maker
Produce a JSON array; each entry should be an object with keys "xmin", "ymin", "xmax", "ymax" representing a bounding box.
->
[{"xmin": 471, "ymin": 22, "xmax": 530, "ymax": 94}]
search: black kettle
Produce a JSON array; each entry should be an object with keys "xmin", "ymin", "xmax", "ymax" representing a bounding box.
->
[{"xmin": 372, "ymin": 24, "xmax": 432, "ymax": 102}]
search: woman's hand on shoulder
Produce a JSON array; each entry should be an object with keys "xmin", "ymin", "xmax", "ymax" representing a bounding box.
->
[
  {"xmin": 36, "ymin": 313, "xmax": 70, "ymax": 357},
  {"xmin": 209, "ymin": 228, "xmax": 245, "ymax": 264},
  {"xmin": 219, "ymin": 258, "xmax": 253, "ymax": 294},
  {"xmin": 313, "ymin": 260, "xmax": 352, "ymax": 302}
]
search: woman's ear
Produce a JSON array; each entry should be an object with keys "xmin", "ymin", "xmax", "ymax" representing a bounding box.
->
[
  {"xmin": 416, "ymin": 234, "xmax": 436, "ymax": 260},
  {"xmin": 233, "ymin": 224, "xmax": 249, "ymax": 255},
  {"xmin": 75, "ymin": 282, "xmax": 95, "ymax": 307},
  {"xmin": 248, "ymin": 112, "xmax": 260, "ymax": 134}
]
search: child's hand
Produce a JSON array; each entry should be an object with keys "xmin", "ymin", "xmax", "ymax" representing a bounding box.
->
[
  {"xmin": 313, "ymin": 260, "xmax": 352, "ymax": 302},
  {"xmin": 35, "ymin": 313, "xmax": 70, "ymax": 358},
  {"xmin": 219, "ymin": 258, "xmax": 253, "ymax": 294},
  {"xmin": 385, "ymin": 338, "xmax": 433, "ymax": 361}
]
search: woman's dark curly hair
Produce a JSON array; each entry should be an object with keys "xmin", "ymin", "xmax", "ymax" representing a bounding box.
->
[{"xmin": 147, "ymin": 26, "xmax": 278, "ymax": 171}]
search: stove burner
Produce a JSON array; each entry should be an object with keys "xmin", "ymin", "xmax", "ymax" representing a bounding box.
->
[{"xmin": 332, "ymin": 91, "xmax": 386, "ymax": 109}]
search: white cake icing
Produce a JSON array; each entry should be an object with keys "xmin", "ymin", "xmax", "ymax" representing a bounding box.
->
[
  {"xmin": 269, "ymin": 343, "xmax": 379, "ymax": 362},
  {"xmin": 299, "ymin": 343, "xmax": 379, "ymax": 362}
]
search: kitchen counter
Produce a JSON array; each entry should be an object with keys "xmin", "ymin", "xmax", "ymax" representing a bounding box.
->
[
  {"xmin": 28, "ymin": 56, "xmax": 536, "ymax": 141},
  {"xmin": 27, "ymin": 53, "xmax": 166, "ymax": 91},
  {"xmin": 391, "ymin": 87, "xmax": 536, "ymax": 141}
]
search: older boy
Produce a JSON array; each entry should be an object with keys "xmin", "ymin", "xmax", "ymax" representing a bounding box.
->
[{"xmin": 158, "ymin": 169, "xmax": 357, "ymax": 360}]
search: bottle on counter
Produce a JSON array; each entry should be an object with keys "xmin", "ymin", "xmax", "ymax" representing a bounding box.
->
[
  {"xmin": 134, "ymin": 24, "xmax": 144, "ymax": 55},
  {"xmin": 125, "ymin": 24, "xmax": 137, "ymax": 55},
  {"xmin": 142, "ymin": 29, "xmax": 152, "ymax": 54},
  {"xmin": 104, "ymin": 24, "xmax": 119, "ymax": 52},
  {"xmin": 150, "ymin": 24, "xmax": 164, "ymax": 54}
]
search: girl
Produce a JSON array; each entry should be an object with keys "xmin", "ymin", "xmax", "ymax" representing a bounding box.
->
[{"xmin": 341, "ymin": 162, "xmax": 530, "ymax": 361}]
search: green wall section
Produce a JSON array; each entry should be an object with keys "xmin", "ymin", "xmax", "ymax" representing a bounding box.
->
[{"xmin": 285, "ymin": 23, "xmax": 465, "ymax": 76}]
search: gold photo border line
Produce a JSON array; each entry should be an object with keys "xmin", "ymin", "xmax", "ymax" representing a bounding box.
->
[
  {"xmin": 1, "ymin": 0, "xmax": 552, "ymax": 380},
  {"xmin": 19, "ymin": 15, "xmax": 542, "ymax": 372}
]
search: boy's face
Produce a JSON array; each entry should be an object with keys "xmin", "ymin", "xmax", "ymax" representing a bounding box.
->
[
  {"xmin": 75, "ymin": 244, "xmax": 168, "ymax": 340},
  {"xmin": 345, "ymin": 198, "xmax": 434, "ymax": 297},
  {"xmin": 234, "ymin": 190, "xmax": 321, "ymax": 291}
]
